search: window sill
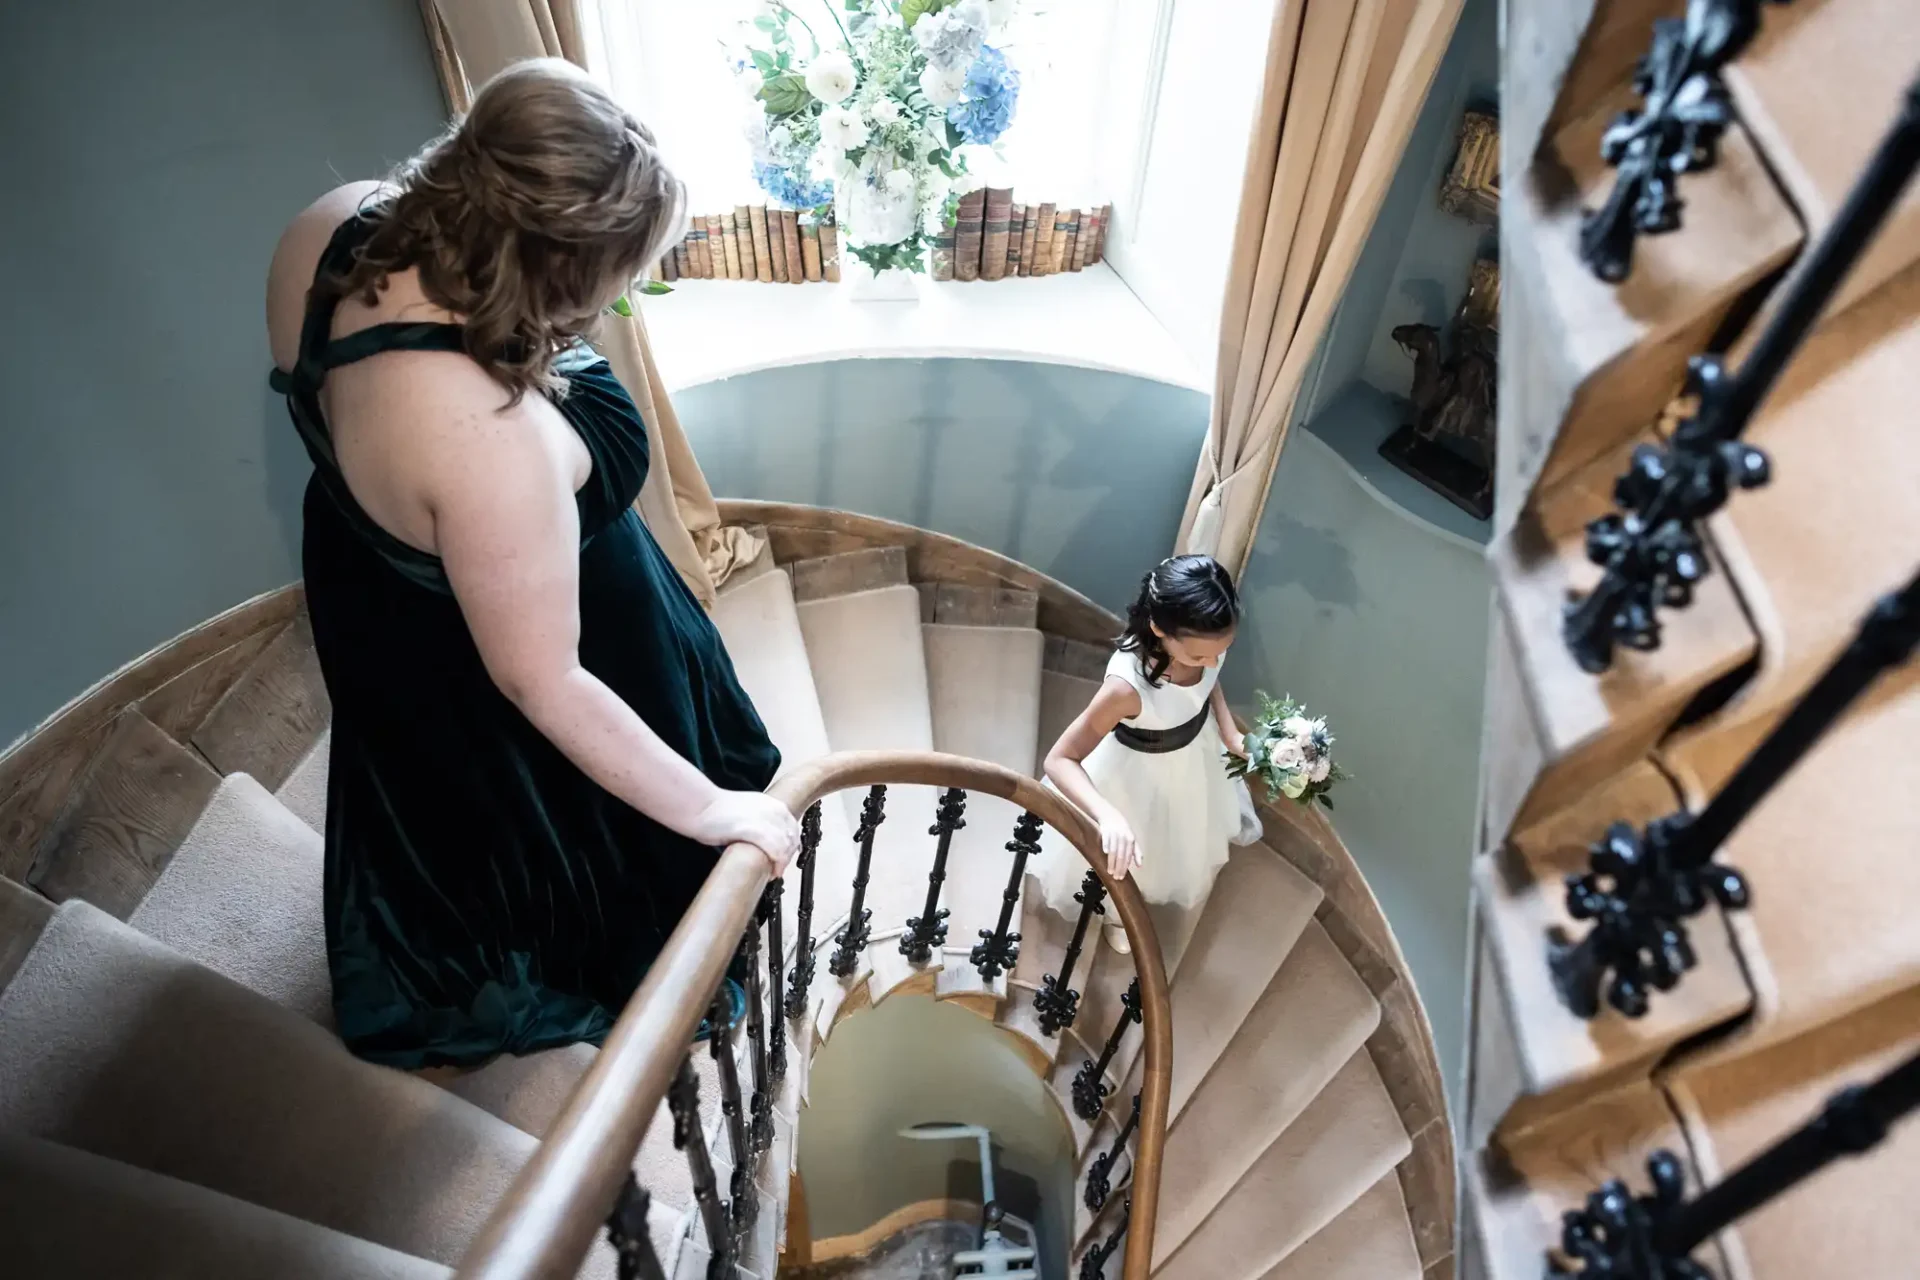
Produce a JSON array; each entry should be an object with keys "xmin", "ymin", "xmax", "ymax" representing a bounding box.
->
[{"xmin": 636, "ymin": 263, "xmax": 1208, "ymax": 395}]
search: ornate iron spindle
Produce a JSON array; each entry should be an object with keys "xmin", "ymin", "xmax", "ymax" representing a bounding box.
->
[
  {"xmin": 901, "ymin": 788, "xmax": 967, "ymax": 964},
  {"xmin": 829, "ymin": 786, "xmax": 886, "ymax": 978},
  {"xmin": 1035, "ymin": 869, "xmax": 1107, "ymax": 1036},
  {"xmin": 760, "ymin": 880, "xmax": 786, "ymax": 1083},
  {"xmin": 710, "ymin": 992, "xmax": 756, "ymax": 1245},
  {"xmin": 1549, "ymin": 1046, "xmax": 1920, "ymax": 1276},
  {"xmin": 1578, "ymin": 0, "xmax": 1786, "ymax": 282},
  {"xmin": 1084, "ymin": 1092, "xmax": 1140, "ymax": 1213},
  {"xmin": 668, "ymin": 1056, "xmax": 733, "ymax": 1277},
  {"xmin": 1554, "ymin": 563, "xmax": 1920, "ymax": 1018},
  {"xmin": 1072, "ymin": 978, "xmax": 1143, "ymax": 1120},
  {"xmin": 971, "ymin": 811, "xmax": 1042, "ymax": 982},
  {"xmin": 783, "ymin": 803, "xmax": 822, "ymax": 1019},
  {"xmin": 1080, "ymin": 1193, "xmax": 1130, "ymax": 1280},
  {"xmin": 741, "ymin": 915, "xmax": 773, "ymax": 1157},
  {"xmin": 1564, "ymin": 76, "xmax": 1920, "ymax": 672},
  {"xmin": 604, "ymin": 1171, "xmax": 668, "ymax": 1280}
]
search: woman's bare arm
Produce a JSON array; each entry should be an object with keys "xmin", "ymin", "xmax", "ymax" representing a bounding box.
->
[
  {"xmin": 1044, "ymin": 677, "xmax": 1143, "ymax": 876},
  {"xmin": 406, "ymin": 362, "xmax": 798, "ymax": 868},
  {"xmin": 1210, "ymin": 682, "xmax": 1247, "ymax": 758}
]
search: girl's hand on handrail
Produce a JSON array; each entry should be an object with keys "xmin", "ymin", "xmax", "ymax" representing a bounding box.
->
[{"xmin": 690, "ymin": 790, "xmax": 803, "ymax": 874}]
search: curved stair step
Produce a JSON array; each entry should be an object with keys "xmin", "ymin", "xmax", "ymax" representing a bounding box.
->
[
  {"xmin": 1102, "ymin": 844, "xmax": 1323, "ymax": 1134},
  {"xmin": 1148, "ymin": 1047, "xmax": 1413, "ymax": 1279},
  {"xmin": 1110, "ymin": 921, "xmax": 1382, "ymax": 1256},
  {"xmin": 0, "ymin": 900, "xmax": 609, "ymax": 1275},
  {"xmin": 1256, "ymin": 1170, "xmax": 1422, "ymax": 1280},
  {"xmin": 795, "ymin": 573, "xmax": 936, "ymax": 998},
  {"xmin": 0, "ymin": 1130, "xmax": 450, "ymax": 1280},
  {"xmin": 276, "ymin": 728, "xmax": 330, "ymax": 833},
  {"xmin": 127, "ymin": 772, "xmax": 330, "ymax": 1023}
]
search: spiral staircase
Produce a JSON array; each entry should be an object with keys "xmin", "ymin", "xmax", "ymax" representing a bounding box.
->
[{"xmin": 0, "ymin": 503, "xmax": 1454, "ymax": 1280}]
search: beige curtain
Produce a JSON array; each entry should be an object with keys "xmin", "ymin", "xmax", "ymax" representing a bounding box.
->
[
  {"xmin": 417, "ymin": 0, "xmax": 759, "ymax": 609},
  {"xmin": 1178, "ymin": 0, "xmax": 1465, "ymax": 575}
]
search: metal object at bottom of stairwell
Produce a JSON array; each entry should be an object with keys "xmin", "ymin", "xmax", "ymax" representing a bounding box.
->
[
  {"xmin": 1084, "ymin": 1093, "xmax": 1139, "ymax": 1213},
  {"xmin": 1073, "ymin": 978, "xmax": 1143, "ymax": 1121},
  {"xmin": 902, "ymin": 787, "xmax": 967, "ymax": 964},
  {"xmin": 1549, "ymin": 1046, "xmax": 1920, "ymax": 1277},
  {"xmin": 831, "ymin": 786, "xmax": 887, "ymax": 979},
  {"xmin": 1079, "ymin": 1193, "xmax": 1130, "ymax": 1280},
  {"xmin": 785, "ymin": 803, "xmax": 823, "ymax": 1019},
  {"xmin": 604, "ymin": 1171, "xmax": 669, "ymax": 1280},
  {"xmin": 1552, "ymin": 562, "xmax": 1920, "ymax": 1019},
  {"xmin": 971, "ymin": 811, "xmax": 1043, "ymax": 982},
  {"xmin": 670, "ymin": 1055, "xmax": 736, "ymax": 1279},
  {"xmin": 1562, "ymin": 75, "xmax": 1920, "ymax": 674},
  {"xmin": 1035, "ymin": 870, "xmax": 1106, "ymax": 1037}
]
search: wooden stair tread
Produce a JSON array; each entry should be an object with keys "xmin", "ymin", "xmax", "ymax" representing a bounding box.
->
[
  {"xmin": 190, "ymin": 612, "xmax": 331, "ymax": 791},
  {"xmin": 916, "ymin": 581, "xmax": 1041, "ymax": 629},
  {"xmin": 788, "ymin": 546, "xmax": 910, "ymax": 602},
  {"xmin": 28, "ymin": 709, "xmax": 221, "ymax": 920}
]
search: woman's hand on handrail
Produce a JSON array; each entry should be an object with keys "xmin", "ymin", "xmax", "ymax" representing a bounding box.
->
[{"xmin": 689, "ymin": 790, "xmax": 801, "ymax": 875}]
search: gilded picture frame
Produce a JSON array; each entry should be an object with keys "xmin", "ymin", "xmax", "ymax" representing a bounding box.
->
[{"xmin": 1439, "ymin": 109, "xmax": 1500, "ymax": 224}]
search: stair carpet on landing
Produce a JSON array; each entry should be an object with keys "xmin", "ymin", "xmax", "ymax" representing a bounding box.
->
[{"xmin": 0, "ymin": 540, "xmax": 1427, "ymax": 1280}]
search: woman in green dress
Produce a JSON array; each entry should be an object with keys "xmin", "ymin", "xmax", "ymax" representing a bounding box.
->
[{"xmin": 265, "ymin": 59, "xmax": 798, "ymax": 1069}]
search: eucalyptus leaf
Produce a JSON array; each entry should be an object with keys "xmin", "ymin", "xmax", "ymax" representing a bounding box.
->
[
  {"xmin": 751, "ymin": 49, "xmax": 777, "ymax": 75},
  {"xmin": 753, "ymin": 14, "xmax": 778, "ymax": 31},
  {"xmin": 758, "ymin": 73, "xmax": 811, "ymax": 116}
]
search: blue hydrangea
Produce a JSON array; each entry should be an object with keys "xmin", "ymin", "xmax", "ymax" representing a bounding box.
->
[
  {"xmin": 947, "ymin": 46, "xmax": 1020, "ymax": 146},
  {"xmin": 752, "ymin": 162, "xmax": 835, "ymax": 211}
]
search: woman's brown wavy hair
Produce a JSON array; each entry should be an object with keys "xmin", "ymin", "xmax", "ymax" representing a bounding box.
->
[{"xmin": 325, "ymin": 58, "xmax": 685, "ymax": 402}]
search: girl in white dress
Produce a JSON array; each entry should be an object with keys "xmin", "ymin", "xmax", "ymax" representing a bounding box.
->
[{"xmin": 1036, "ymin": 555, "xmax": 1247, "ymax": 954}]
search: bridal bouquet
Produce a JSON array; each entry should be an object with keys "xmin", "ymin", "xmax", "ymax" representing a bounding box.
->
[
  {"xmin": 732, "ymin": 0, "xmax": 1023, "ymax": 275},
  {"xmin": 1228, "ymin": 692, "xmax": 1350, "ymax": 810}
]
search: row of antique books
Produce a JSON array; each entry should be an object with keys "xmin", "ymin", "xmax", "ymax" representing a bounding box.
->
[
  {"xmin": 935, "ymin": 191, "xmax": 1111, "ymax": 282},
  {"xmin": 658, "ymin": 206, "xmax": 840, "ymax": 284}
]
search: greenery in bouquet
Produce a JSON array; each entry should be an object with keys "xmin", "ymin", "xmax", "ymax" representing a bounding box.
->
[
  {"xmin": 1227, "ymin": 692, "xmax": 1351, "ymax": 810},
  {"xmin": 731, "ymin": 0, "xmax": 1022, "ymax": 275}
]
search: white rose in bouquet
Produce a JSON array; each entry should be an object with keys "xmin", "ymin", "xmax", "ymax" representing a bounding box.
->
[
  {"xmin": 818, "ymin": 105, "xmax": 871, "ymax": 154},
  {"xmin": 1309, "ymin": 756, "xmax": 1331, "ymax": 783},
  {"xmin": 805, "ymin": 48, "xmax": 858, "ymax": 104},
  {"xmin": 868, "ymin": 95, "xmax": 903, "ymax": 126},
  {"xmin": 1281, "ymin": 715, "xmax": 1315, "ymax": 741},
  {"xmin": 1270, "ymin": 740, "xmax": 1305, "ymax": 772},
  {"xmin": 919, "ymin": 62, "xmax": 968, "ymax": 107}
]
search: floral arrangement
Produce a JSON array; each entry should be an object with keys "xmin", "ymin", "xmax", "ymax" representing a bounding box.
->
[
  {"xmin": 732, "ymin": 0, "xmax": 1022, "ymax": 276},
  {"xmin": 1228, "ymin": 692, "xmax": 1351, "ymax": 810}
]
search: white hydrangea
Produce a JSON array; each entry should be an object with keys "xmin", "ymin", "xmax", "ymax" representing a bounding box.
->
[
  {"xmin": 804, "ymin": 48, "xmax": 857, "ymax": 104},
  {"xmin": 868, "ymin": 95, "xmax": 903, "ymax": 126},
  {"xmin": 818, "ymin": 104, "xmax": 870, "ymax": 154},
  {"xmin": 919, "ymin": 62, "xmax": 968, "ymax": 107}
]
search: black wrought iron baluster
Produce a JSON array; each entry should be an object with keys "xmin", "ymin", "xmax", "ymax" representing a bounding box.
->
[
  {"xmin": 604, "ymin": 1171, "xmax": 668, "ymax": 1280},
  {"xmin": 1035, "ymin": 869, "xmax": 1106, "ymax": 1036},
  {"xmin": 741, "ymin": 915, "xmax": 772, "ymax": 1157},
  {"xmin": 1084, "ymin": 1092, "xmax": 1140, "ymax": 1212},
  {"xmin": 1554, "ymin": 562, "xmax": 1920, "ymax": 1018},
  {"xmin": 1578, "ymin": 0, "xmax": 1787, "ymax": 282},
  {"xmin": 971, "ymin": 811, "xmax": 1042, "ymax": 981},
  {"xmin": 1072, "ymin": 978, "xmax": 1142, "ymax": 1120},
  {"xmin": 1564, "ymin": 76, "xmax": 1920, "ymax": 672},
  {"xmin": 668, "ymin": 1056, "xmax": 733, "ymax": 1277},
  {"xmin": 830, "ymin": 786, "xmax": 886, "ymax": 978},
  {"xmin": 902, "ymin": 788, "xmax": 967, "ymax": 964},
  {"xmin": 784, "ymin": 803, "xmax": 822, "ymax": 1019},
  {"xmin": 761, "ymin": 880, "xmax": 786, "ymax": 1083},
  {"xmin": 710, "ymin": 992, "xmax": 756, "ymax": 1245},
  {"xmin": 1079, "ymin": 1193, "xmax": 1130, "ymax": 1280},
  {"xmin": 1548, "ymin": 1046, "xmax": 1920, "ymax": 1276}
]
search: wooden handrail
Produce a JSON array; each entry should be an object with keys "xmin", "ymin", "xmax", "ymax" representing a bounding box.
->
[{"xmin": 453, "ymin": 749, "xmax": 1172, "ymax": 1280}]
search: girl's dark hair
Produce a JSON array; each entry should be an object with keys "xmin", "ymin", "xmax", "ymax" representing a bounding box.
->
[{"xmin": 1117, "ymin": 554, "xmax": 1241, "ymax": 686}]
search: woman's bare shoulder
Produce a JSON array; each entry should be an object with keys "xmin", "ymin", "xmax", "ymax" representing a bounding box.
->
[{"xmin": 266, "ymin": 181, "xmax": 389, "ymax": 371}]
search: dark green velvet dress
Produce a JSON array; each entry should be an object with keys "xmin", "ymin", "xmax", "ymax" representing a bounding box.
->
[{"xmin": 273, "ymin": 213, "xmax": 780, "ymax": 1069}]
